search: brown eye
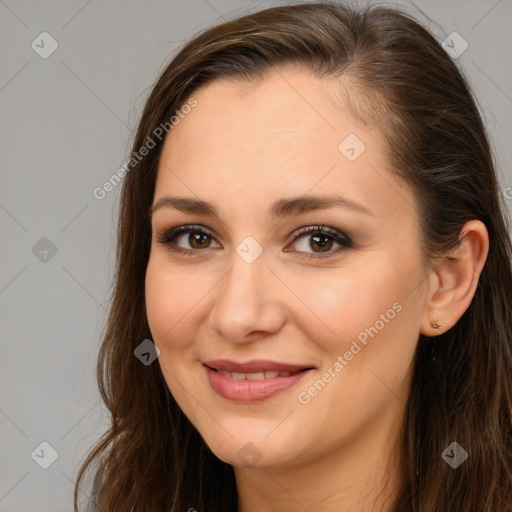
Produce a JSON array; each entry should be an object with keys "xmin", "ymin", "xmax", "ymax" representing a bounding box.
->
[
  {"xmin": 156, "ymin": 223, "xmax": 352, "ymax": 259},
  {"xmin": 308, "ymin": 233, "xmax": 334, "ymax": 253},
  {"xmin": 286, "ymin": 225, "xmax": 353, "ymax": 258},
  {"xmin": 156, "ymin": 225, "xmax": 221, "ymax": 256},
  {"xmin": 185, "ymin": 231, "xmax": 212, "ymax": 249}
]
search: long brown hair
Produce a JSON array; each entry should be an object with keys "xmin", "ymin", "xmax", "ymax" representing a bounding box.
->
[{"xmin": 74, "ymin": 2, "xmax": 512, "ymax": 510}]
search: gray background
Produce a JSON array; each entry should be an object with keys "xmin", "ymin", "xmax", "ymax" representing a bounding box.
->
[{"xmin": 1, "ymin": 0, "xmax": 510, "ymax": 510}]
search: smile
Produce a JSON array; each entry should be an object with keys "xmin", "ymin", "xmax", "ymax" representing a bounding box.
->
[
  {"xmin": 203, "ymin": 361, "xmax": 314, "ymax": 402},
  {"xmin": 215, "ymin": 369, "xmax": 296, "ymax": 380}
]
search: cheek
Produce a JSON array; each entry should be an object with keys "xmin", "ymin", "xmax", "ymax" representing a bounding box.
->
[
  {"xmin": 286, "ymin": 258, "xmax": 421, "ymax": 403},
  {"xmin": 290, "ymin": 270, "xmax": 418, "ymax": 435},
  {"xmin": 144, "ymin": 260, "xmax": 199, "ymax": 348},
  {"xmin": 285, "ymin": 264, "xmax": 405, "ymax": 353},
  {"xmin": 144, "ymin": 261, "xmax": 206, "ymax": 411}
]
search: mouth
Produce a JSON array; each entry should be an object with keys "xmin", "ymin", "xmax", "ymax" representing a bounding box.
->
[
  {"xmin": 203, "ymin": 359, "xmax": 315, "ymax": 402},
  {"xmin": 206, "ymin": 368, "xmax": 306, "ymax": 380},
  {"xmin": 203, "ymin": 358, "xmax": 315, "ymax": 374}
]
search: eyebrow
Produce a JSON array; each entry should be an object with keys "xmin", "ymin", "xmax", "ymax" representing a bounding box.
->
[{"xmin": 148, "ymin": 194, "xmax": 373, "ymax": 220}]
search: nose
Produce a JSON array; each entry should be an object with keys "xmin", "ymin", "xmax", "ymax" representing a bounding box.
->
[{"xmin": 208, "ymin": 248, "xmax": 286, "ymax": 344}]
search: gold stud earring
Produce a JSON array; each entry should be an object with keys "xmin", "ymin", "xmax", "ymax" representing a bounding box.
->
[{"xmin": 430, "ymin": 317, "xmax": 443, "ymax": 330}]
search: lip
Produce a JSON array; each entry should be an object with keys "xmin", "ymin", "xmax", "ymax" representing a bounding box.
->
[
  {"xmin": 203, "ymin": 359, "xmax": 314, "ymax": 373},
  {"xmin": 203, "ymin": 360, "xmax": 315, "ymax": 402}
]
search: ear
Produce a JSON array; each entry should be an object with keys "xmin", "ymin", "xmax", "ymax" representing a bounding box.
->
[{"xmin": 420, "ymin": 220, "xmax": 489, "ymax": 335}]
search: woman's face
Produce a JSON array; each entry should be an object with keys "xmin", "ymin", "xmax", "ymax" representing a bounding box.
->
[{"xmin": 145, "ymin": 66, "xmax": 430, "ymax": 469}]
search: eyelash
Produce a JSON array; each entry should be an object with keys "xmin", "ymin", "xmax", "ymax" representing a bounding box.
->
[{"xmin": 155, "ymin": 224, "xmax": 353, "ymax": 259}]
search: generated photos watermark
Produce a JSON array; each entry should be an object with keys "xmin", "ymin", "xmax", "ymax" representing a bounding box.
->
[
  {"xmin": 297, "ymin": 301, "xmax": 403, "ymax": 405},
  {"xmin": 93, "ymin": 97, "xmax": 198, "ymax": 200}
]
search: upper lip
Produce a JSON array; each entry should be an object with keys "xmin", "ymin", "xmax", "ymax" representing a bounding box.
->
[{"xmin": 203, "ymin": 359, "xmax": 315, "ymax": 373}]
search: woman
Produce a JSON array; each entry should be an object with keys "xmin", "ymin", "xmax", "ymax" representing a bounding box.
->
[{"xmin": 74, "ymin": 2, "xmax": 512, "ymax": 511}]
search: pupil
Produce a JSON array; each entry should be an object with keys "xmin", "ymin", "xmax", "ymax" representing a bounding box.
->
[
  {"xmin": 311, "ymin": 234, "xmax": 332, "ymax": 252},
  {"xmin": 190, "ymin": 232, "xmax": 210, "ymax": 248}
]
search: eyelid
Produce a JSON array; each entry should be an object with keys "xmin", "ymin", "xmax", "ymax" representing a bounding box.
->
[
  {"xmin": 286, "ymin": 224, "xmax": 353, "ymax": 258},
  {"xmin": 155, "ymin": 223, "xmax": 353, "ymax": 257},
  {"xmin": 155, "ymin": 224, "xmax": 221, "ymax": 248},
  {"xmin": 288, "ymin": 224, "xmax": 350, "ymax": 244}
]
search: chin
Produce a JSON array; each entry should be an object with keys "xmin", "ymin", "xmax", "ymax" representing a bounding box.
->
[{"xmin": 200, "ymin": 427, "xmax": 299, "ymax": 469}]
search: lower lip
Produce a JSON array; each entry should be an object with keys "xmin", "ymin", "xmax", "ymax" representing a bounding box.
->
[{"xmin": 204, "ymin": 365, "xmax": 313, "ymax": 402}]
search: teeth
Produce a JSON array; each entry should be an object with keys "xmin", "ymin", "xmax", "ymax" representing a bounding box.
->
[
  {"xmin": 217, "ymin": 369, "xmax": 297, "ymax": 380},
  {"xmin": 247, "ymin": 372, "xmax": 265, "ymax": 380}
]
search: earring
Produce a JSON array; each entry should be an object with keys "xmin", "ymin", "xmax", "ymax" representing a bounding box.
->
[{"xmin": 430, "ymin": 317, "xmax": 443, "ymax": 330}]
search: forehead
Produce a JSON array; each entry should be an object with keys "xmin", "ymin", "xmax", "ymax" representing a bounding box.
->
[{"xmin": 154, "ymin": 66, "xmax": 416, "ymax": 226}]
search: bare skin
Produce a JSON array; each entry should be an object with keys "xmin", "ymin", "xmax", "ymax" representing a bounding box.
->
[{"xmin": 145, "ymin": 65, "xmax": 489, "ymax": 512}]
